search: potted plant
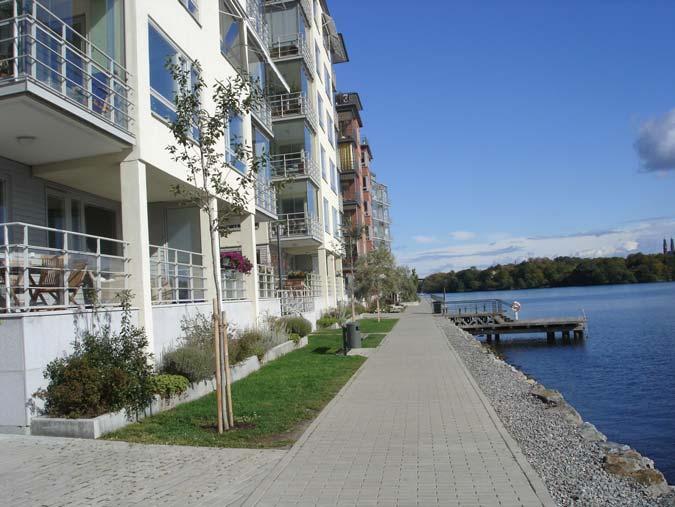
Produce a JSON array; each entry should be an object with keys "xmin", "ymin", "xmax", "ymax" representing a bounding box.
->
[
  {"xmin": 220, "ymin": 251, "xmax": 253, "ymax": 274},
  {"xmin": 285, "ymin": 270, "xmax": 307, "ymax": 289}
]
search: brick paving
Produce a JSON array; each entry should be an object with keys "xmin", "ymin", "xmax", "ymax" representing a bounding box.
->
[
  {"xmin": 0, "ymin": 435, "xmax": 284, "ymax": 506},
  {"xmin": 244, "ymin": 303, "xmax": 554, "ymax": 506}
]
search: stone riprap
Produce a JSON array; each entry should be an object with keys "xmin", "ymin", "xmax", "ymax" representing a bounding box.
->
[
  {"xmin": 0, "ymin": 434, "xmax": 284, "ymax": 506},
  {"xmin": 437, "ymin": 317, "xmax": 675, "ymax": 506},
  {"xmin": 245, "ymin": 302, "xmax": 554, "ymax": 506}
]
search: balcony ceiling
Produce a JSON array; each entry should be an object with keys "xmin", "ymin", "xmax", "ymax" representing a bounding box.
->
[{"xmin": 0, "ymin": 93, "xmax": 131, "ymax": 166}]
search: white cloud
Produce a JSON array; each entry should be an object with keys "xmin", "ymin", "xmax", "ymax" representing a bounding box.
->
[
  {"xmin": 635, "ymin": 109, "xmax": 675, "ymax": 171},
  {"xmin": 399, "ymin": 217, "xmax": 675, "ymax": 276},
  {"xmin": 449, "ymin": 231, "xmax": 476, "ymax": 241},
  {"xmin": 413, "ymin": 235, "xmax": 438, "ymax": 244}
]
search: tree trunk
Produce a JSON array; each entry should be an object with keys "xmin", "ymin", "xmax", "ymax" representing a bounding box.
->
[
  {"xmin": 376, "ymin": 295, "xmax": 381, "ymax": 322},
  {"xmin": 212, "ymin": 298, "xmax": 224, "ymax": 433}
]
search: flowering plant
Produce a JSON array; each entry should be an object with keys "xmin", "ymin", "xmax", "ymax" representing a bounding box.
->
[{"xmin": 220, "ymin": 251, "xmax": 253, "ymax": 274}]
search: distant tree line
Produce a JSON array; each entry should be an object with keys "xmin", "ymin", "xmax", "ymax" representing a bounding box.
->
[{"xmin": 420, "ymin": 253, "xmax": 675, "ymax": 293}]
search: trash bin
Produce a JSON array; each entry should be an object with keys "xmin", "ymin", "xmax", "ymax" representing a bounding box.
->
[
  {"xmin": 432, "ymin": 301, "xmax": 443, "ymax": 314},
  {"xmin": 345, "ymin": 321, "xmax": 361, "ymax": 349}
]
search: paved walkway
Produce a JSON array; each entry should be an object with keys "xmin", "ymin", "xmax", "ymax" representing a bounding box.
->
[
  {"xmin": 245, "ymin": 303, "xmax": 554, "ymax": 506},
  {"xmin": 0, "ymin": 303, "xmax": 554, "ymax": 506},
  {"xmin": 0, "ymin": 435, "xmax": 284, "ymax": 506}
]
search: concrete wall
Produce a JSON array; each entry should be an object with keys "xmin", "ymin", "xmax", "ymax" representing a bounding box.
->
[
  {"xmin": 151, "ymin": 302, "xmax": 212, "ymax": 360},
  {"xmin": 0, "ymin": 308, "xmax": 138, "ymax": 431}
]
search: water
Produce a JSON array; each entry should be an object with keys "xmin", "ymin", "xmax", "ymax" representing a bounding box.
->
[{"xmin": 435, "ymin": 283, "xmax": 675, "ymax": 483}]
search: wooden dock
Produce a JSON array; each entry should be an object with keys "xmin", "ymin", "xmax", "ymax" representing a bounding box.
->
[{"xmin": 431, "ymin": 297, "xmax": 587, "ymax": 342}]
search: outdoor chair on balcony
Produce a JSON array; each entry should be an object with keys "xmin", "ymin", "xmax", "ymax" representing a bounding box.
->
[
  {"xmin": 29, "ymin": 255, "xmax": 65, "ymax": 307},
  {"xmin": 67, "ymin": 262, "xmax": 95, "ymax": 306}
]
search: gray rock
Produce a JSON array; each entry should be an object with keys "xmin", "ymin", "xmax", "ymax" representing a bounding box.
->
[
  {"xmin": 580, "ymin": 422, "xmax": 607, "ymax": 442},
  {"xmin": 549, "ymin": 402, "xmax": 583, "ymax": 427},
  {"xmin": 599, "ymin": 441, "xmax": 631, "ymax": 454},
  {"xmin": 531, "ymin": 385, "xmax": 564, "ymax": 405}
]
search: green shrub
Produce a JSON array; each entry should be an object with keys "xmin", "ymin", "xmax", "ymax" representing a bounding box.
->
[
  {"xmin": 233, "ymin": 329, "xmax": 265, "ymax": 363},
  {"xmin": 289, "ymin": 333, "xmax": 301, "ymax": 345},
  {"xmin": 161, "ymin": 346, "xmax": 214, "ymax": 384},
  {"xmin": 149, "ymin": 374, "xmax": 189, "ymax": 399},
  {"xmin": 281, "ymin": 316, "xmax": 312, "ymax": 337},
  {"xmin": 33, "ymin": 294, "xmax": 154, "ymax": 419},
  {"xmin": 317, "ymin": 316, "xmax": 338, "ymax": 329}
]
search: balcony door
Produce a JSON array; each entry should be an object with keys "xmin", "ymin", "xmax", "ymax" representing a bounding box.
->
[{"xmin": 46, "ymin": 191, "xmax": 117, "ymax": 254}]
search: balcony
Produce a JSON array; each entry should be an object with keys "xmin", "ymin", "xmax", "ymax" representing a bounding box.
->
[
  {"xmin": 0, "ymin": 222, "xmax": 129, "ymax": 312},
  {"xmin": 269, "ymin": 91, "xmax": 317, "ymax": 132},
  {"xmin": 270, "ymin": 150, "xmax": 320, "ymax": 186},
  {"xmin": 149, "ymin": 245, "xmax": 207, "ymax": 305},
  {"xmin": 269, "ymin": 32, "xmax": 314, "ymax": 77},
  {"xmin": 271, "ymin": 212, "xmax": 323, "ymax": 247},
  {"xmin": 278, "ymin": 289, "xmax": 314, "ymax": 315},
  {"xmin": 0, "ymin": 0, "xmax": 134, "ymax": 165},
  {"xmin": 280, "ymin": 271, "xmax": 322, "ymax": 297},
  {"xmin": 341, "ymin": 186, "xmax": 363, "ymax": 208},
  {"xmin": 255, "ymin": 176, "xmax": 278, "ymax": 221},
  {"xmin": 372, "ymin": 182, "xmax": 390, "ymax": 206},
  {"xmin": 339, "ymin": 158, "xmax": 360, "ymax": 174}
]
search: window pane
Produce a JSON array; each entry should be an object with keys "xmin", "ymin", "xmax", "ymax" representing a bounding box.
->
[{"xmin": 148, "ymin": 25, "xmax": 176, "ymax": 103}]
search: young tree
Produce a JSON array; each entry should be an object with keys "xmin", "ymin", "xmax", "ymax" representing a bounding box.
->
[
  {"xmin": 341, "ymin": 217, "xmax": 367, "ymax": 320},
  {"xmin": 167, "ymin": 60, "xmax": 266, "ymax": 432},
  {"xmin": 354, "ymin": 246, "xmax": 399, "ymax": 321}
]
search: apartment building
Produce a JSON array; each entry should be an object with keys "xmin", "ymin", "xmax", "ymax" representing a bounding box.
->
[
  {"xmin": 261, "ymin": 0, "xmax": 348, "ymax": 314},
  {"xmin": 336, "ymin": 92, "xmax": 392, "ymax": 288},
  {"xmin": 0, "ymin": 0, "xmax": 346, "ymax": 432}
]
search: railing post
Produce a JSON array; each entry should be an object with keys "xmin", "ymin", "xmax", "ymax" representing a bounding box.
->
[
  {"xmin": 62, "ymin": 230, "xmax": 69, "ymax": 307},
  {"xmin": 22, "ymin": 224, "xmax": 28, "ymax": 309},
  {"xmin": 96, "ymin": 237, "xmax": 101, "ymax": 304},
  {"xmin": 3, "ymin": 224, "xmax": 9, "ymax": 312}
]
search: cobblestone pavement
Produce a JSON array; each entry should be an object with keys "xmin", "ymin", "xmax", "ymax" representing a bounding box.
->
[
  {"xmin": 244, "ymin": 303, "xmax": 555, "ymax": 506},
  {"xmin": 0, "ymin": 434, "xmax": 284, "ymax": 506}
]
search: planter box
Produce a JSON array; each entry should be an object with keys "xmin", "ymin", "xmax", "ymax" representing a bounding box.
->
[{"xmin": 31, "ymin": 336, "xmax": 309, "ymax": 439}]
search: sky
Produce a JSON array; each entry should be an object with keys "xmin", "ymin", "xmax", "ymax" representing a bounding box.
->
[{"xmin": 329, "ymin": 0, "xmax": 675, "ymax": 275}]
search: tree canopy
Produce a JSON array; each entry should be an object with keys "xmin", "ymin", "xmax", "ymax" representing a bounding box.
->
[
  {"xmin": 420, "ymin": 253, "xmax": 675, "ymax": 293},
  {"xmin": 354, "ymin": 247, "xmax": 419, "ymax": 302}
]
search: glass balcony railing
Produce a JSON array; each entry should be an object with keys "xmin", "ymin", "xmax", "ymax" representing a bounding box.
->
[
  {"xmin": 269, "ymin": 32, "xmax": 314, "ymax": 75},
  {"xmin": 270, "ymin": 150, "xmax": 320, "ymax": 185},
  {"xmin": 256, "ymin": 176, "xmax": 277, "ymax": 218},
  {"xmin": 269, "ymin": 91, "xmax": 317, "ymax": 131},
  {"xmin": 271, "ymin": 212, "xmax": 322, "ymax": 241},
  {"xmin": 0, "ymin": 0, "xmax": 133, "ymax": 133},
  {"xmin": 0, "ymin": 222, "xmax": 129, "ymax": 312},
  {"xmin": 149, "ymin": 245, "xmax": 207, "ymax": 305}
]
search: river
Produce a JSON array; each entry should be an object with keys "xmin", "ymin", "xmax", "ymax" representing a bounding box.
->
[{"xmin": 434, "ymin": 282, "xmax": 675, "ymax": 483}]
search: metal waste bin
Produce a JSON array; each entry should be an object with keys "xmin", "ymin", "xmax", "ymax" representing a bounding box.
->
[
  {"xmin": 345, "ymin": 322, "xmax": 361, "ymax": 349},
  {"xmin": 432, "ymin": 301, "xmax": 443, "ymax": 314}
]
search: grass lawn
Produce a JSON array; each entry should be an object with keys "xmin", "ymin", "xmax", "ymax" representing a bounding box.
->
[
  {"xmin": 104, "ymin": 318, "xmax": 398, "ymax": 449},
  {"xmin": 105, "ymin": 333, "xmax": 365, "ymax": 449},
  {"xmin": 361, "ymin": 333, "xmax": 386, "ymax": 348},
  {"xmin": 360, "ymin": 318, "xmax": 398, "ymax": 334}
]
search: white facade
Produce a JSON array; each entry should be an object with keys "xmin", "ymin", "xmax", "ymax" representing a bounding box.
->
[{"xmin": 0, "ymin": 0, "xmax": 346, "ymax": 430}]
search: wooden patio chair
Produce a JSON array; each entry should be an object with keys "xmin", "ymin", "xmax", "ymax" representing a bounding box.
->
[
  {"xmin": 67, "ymin": 262, "xmax": 94, "ymax": 306},
  {"xmin": 29, "ymin": 256, "xmax": 65, "ymax": 307}
]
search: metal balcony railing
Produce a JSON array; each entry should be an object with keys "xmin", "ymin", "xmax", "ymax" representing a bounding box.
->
[
  {"xmin": 280, "ymin": 272, "xmax": 322, "ymax": 298},
  {"xmin": 269, "ymin": 32, "xmax": 314, "ymax": 76},
  {"xmin": 270, "ymin": 150, "xmax": 320, "ymax": 185},
  {"xmin": 0, "ymin": 0, "xmax": 133, "ymax": 133},
  {"xmin": 149, "ymin": 245, "xmax": 207, "ymax": 305},
  {"xmin": 221, "ymin": 269, "xmax": 246, "ymax": 301},
  {"xmin": 258, "ymin": 264, "xmax": 276, "ymax": 299},
  {"xmin": 272, "ymin": 212, "xmax": 323, "ymax": 241},
  {"xmin": 269, "ymin": 91, "xmax": 317, "ymax": 131},
  {"xmin": 0, "ymin": 222, "xmax": 129, "ymax": 312},
  {"xmin": 256, "ymin": 176, "xmax": 277, "ymax": 217},
  {"xmin": 371, "ymin": 182, "xmax": 390, "ymax": 206}
]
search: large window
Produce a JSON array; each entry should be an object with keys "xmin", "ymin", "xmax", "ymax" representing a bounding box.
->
[
  {"xmin": 226, "ymin": 115, "xmax": 246, "ymax": 172},
  {"xmin": 332, "ymin": 207, "xmax": 339, "ymax": 237},
  {"xmin": 0, "ymin": 180, "xmax": 6, "ymax": 224},
  {"xmin": 330, "ymin": 160, "xmax": 337, "ymax": 193},
  {"xmin": 252, "ymin": 127, "xmax": 271, "ymax": 180},
  {"xmin": 321, "ymin": 147, "xmax": 327, "ymax": 181},
  {"xmin": 324, "ymin": 66, "xmax": 331, "ymax": 97},
  {"xmin": 317, "ymin": 93, "xmax": 324, "ymax": 131},
  {"xmin": 220, "ymin": 1, "xmax": 243, "ymax": 68},
  {"xmin": 323, "ymin": 197, "xmax": 330, "ymax": 233},
  {"xmin": 315, "ymin": 41, "xmax": 321, "ymax": 77},
  {"xmin": 149, "ymin": 23, "xmax": 182, "ymax": 122}
]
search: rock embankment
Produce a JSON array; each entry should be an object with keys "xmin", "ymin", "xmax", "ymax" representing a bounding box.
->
[{"xmin": 437, "ymin": 319, "xmax": 675, "ymax": 507}]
